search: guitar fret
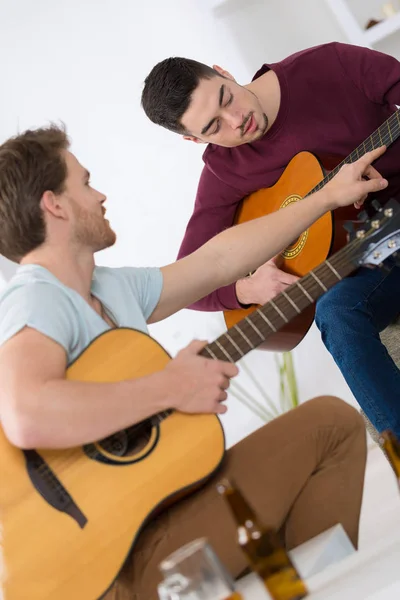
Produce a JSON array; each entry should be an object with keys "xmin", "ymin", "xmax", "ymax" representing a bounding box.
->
[
  {"xmin": 325, "ymin": 260, "xmax": 342, "ymax": 280},
  {"xmin": 296, "ymin": 281, "xmax": 314, "ymax": 302},
  {"xmin": 225, "ymin": 333, "xmax": 244, "ymax": 357},
  {"xmin": 270, "ymin": 299, "xmax": 289, "ymax": 323},
  {"xmin": 245, "ymin": 316, "xmax": 265, "ymax": 340},
  {"xmin": 310, "ymin": 271, "xmax": 328, "ymax": 292},
  {"xmin": 234, "ymin": 324, "xmax": 255, "ymax": 349},
  {"xmin": 306, "ymin": 110, "xmax": 400, "ymax": 200},
  {"xmin": 282, "ymin": 291, "xmax": 301, "ymax": 314},
  {"xmin": 256, "ymin": 308, "xmax": 277, "ymax": 332},
  {"xmin": 215, "ymin": 340, "xmax": 235, "ymax": 363},
  {"xmin": 204, "ymin": 345, "xmax": 218, "ymax": 360}
]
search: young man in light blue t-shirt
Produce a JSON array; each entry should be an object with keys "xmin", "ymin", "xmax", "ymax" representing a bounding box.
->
[{"xmin": 0, "ymin": 125, "xmax": 386, "ymax": 599}]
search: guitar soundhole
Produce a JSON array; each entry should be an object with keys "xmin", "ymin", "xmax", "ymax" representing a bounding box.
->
[{"xmin": 99, "ymin": 421, "xmax": 154, "ymax": 457}]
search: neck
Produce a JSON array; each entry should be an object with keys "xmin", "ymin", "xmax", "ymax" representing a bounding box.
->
[
  {"xmin": 21, "ymin": 243, "xmax": 96, "ymax": 302},
  {"xmin": 246, "ymin": 70, "xmax": 281, "ymax": 132}
]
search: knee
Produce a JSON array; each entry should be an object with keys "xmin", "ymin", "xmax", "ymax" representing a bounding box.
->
[
  {"xmin": 315, "ymin": 293, "xmax": 364, "ymax": 355},
  {"xmin": 315, "ymin": 286, "xmax": 369, "ymax": 334},
  {"xmin": 315, "ymin": 292, "xmax": 344, "ymax": 333},
  {"xmin": 304, "ymin": 396, "xmax": 366, "ymax": 435}
]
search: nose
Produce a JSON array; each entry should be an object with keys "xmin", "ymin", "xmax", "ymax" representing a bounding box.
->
[{"xmin": 223, "ymin": 108, "xmax": 243, "ymax": 130}]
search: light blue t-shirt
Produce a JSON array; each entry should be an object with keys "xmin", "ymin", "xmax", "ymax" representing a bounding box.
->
[{"xmin": 0, "ymin": 264, "xmax": 163, "ymax": 364}]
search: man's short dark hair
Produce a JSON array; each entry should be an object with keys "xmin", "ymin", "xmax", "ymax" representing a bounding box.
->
[{"xmin": 141, "ymin": 57, "xmax": 218, "ymax": 134}]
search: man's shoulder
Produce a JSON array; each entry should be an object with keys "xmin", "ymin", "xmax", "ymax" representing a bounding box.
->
[
  {"xmin": 0, "ymin": 265, "xmax": 75, "ymax": 315},
  {"xmin": 0, "ymin": 266, "xmax": 52, "ymax": 302},
  {"xmin": 268, "ymin": 41, "xmax": 351, "ymax": 74},
  {"xmin": 93, "ymin": 265, "xmax": 161, "ymax": 286}
]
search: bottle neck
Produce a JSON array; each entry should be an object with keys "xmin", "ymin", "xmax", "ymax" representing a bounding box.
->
[{"xmin": 219, "ymin": 482, "xmax": 264, "ymax": 529}]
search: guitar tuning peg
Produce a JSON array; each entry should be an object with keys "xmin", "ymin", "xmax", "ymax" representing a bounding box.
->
[
  {"xmin": 357, "ymin": 210, "xmax": 368, "ymax": 223},
  {"xmin": 371, "ymin": 199, "xmax": 382, "ymax": 212}
]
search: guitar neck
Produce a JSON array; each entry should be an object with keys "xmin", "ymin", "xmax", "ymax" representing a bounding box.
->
[
  {"xmin": 142, "ymin": 238, "xmax": 362, "ymax": 428},
  {"xmin": 200, "ymin": 237, "xmax": 363, "ymax": 363},
  {"xmin": 306, "ymin": 109, "xmax": 400, "ymax": 198}
]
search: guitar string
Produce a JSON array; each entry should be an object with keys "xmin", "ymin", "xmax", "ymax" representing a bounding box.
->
[
  {"xmin": 307, "ymin": 111, "xmax": 400, "ymax": 197},
  {"xmin": 120, "ymin": 212, "xmax": 397, "ymax": 447},
  {"xmin": 207, "ymin": 217, "xmax": 396, "ymax": 361}
]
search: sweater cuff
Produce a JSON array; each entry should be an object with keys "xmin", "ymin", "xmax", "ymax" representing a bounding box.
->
[{"xmin": 217, "ymin": 282, "xmax": 243, "ymax": 310}]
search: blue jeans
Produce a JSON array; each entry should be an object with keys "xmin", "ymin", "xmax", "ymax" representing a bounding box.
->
[{"xmin": 315, "ymin": 264, "xmax": 400, "ymax": 436}]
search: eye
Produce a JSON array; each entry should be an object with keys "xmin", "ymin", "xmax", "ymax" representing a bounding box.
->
[
  {"xmin": 225, "ymin": 94, "xmax": 233, "ymax": 107},
  {"xmin": 211, "ymin": 121, "xmax": 221, "ymax": 135}
]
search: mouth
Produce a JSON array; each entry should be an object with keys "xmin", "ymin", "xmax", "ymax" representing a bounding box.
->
[{"xmin": 243, "ymin": 113, "xmax": 257, "ymax": 135}]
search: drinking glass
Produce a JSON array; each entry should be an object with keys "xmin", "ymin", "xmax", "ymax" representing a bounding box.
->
[{"xmin": 157, "ymin": 538, "xmax": 243, "ymax": 600}]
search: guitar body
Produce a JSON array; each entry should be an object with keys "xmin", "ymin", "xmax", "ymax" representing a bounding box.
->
[
  {"xmin": 0, "ymin": 328, "xmax": 225, "ymax": 600},
  {"xmin": 224, "ymin": 152, "xmax": 357, "ymax": 351}
]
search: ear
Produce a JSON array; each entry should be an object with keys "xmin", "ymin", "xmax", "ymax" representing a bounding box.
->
[
  {"xmin": 40, "ymin": 190, "xmax": 68, "ymax": 219},
  {"xmin": 183, "ymin": 135, "xmax": 206, "ymax": 144},
  {"xmin": 213, "ymin": 64, "xmax": 235, "ymax": 81}
]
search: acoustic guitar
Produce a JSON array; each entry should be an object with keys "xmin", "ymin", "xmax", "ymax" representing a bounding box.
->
[
  {"xmin": 224, "ymin": 108, "xmax": 400, "ymax": 351},
  {"xmin": 0, "ymin": 202, "xmax": 399, "ymax": 600}
]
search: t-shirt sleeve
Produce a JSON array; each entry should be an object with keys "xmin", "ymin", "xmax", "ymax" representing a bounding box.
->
[
  {"xmin": 0, "ymin": 283, "xmax": 78, "ymax": 354},
  {"xmin": 333, "ymin": 42, "xmax": 400, "ymax": 106},
  {"xmin": 118, "ymin": 267, "xmax": 163, "ymax": 321}
]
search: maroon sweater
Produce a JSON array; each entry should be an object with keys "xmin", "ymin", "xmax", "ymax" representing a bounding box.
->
[{"xmin": 177, "ymin": 42, "xmax": 400, "ymax": 311}]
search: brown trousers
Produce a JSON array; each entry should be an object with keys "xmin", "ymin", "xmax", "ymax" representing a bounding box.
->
[{"xmin": 105, "ymin": 396, "xmax": 367, "ymax": 600}]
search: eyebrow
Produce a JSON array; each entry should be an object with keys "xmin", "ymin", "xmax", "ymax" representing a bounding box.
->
[{"xmin": 201, "ymin": 84, "xmax": 225, "ymax": 135}]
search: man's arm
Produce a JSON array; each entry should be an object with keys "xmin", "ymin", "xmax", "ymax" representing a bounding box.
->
[
  {"xmin": 0, "ymin": 329, "xmax": 237, "ymax": 449},
  {"xmin": 0, "ymin": 329, "xmax": 170, "ymax": 449},
  {"xmin": 149, "ymin": 148, "xmax": 387, "ymax": 323},
  {"xmin": 178, "ymin": 167, "xmax": 298, "ymax": 311}
]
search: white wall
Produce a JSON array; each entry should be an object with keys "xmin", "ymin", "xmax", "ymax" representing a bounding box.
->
[
  {"xmin": 211, "ymin": 0, "xmax": 346, "ymax": 71},
  {"xmin": 2, "ymin": 0, "xmax": 396, "ymax": 446},
  {"xmin": 213, "ymin": 0, "xmax": 400, "ymax": 67}
]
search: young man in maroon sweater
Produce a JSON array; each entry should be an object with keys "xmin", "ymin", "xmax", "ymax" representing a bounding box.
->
[{"xmin": 142, "ymin": 42, "xmax": 400, "ymax": 437}]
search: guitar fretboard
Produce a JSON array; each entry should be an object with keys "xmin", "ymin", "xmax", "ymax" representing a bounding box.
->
[
  {"xmin": 199, "ymin": 236, "xmax": 363, "ymax": 364},
  {"xmin": 307, "ymin": 109, "xmax": 400, "ymax": 197},
  {"xmin": 144, "ymin": 242, "xmax": 359, "ymax": 428}
]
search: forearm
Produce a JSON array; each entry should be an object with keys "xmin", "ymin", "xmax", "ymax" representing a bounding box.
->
[
  {"xmin": 8, "ymin": 372, "xmax": 171, "ymax": 449},
  {"xmin": 185, "ymin": 283, "xmax": 242, "ymax": 312},
  {"xmin": 153, "ymin": 190, "xmax": 330, "ymax": 321}
]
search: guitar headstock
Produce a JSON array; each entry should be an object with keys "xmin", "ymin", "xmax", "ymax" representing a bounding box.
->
[{"xmin": 348, "ymin": 199, "xmax": 400, "ymax": 268}]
